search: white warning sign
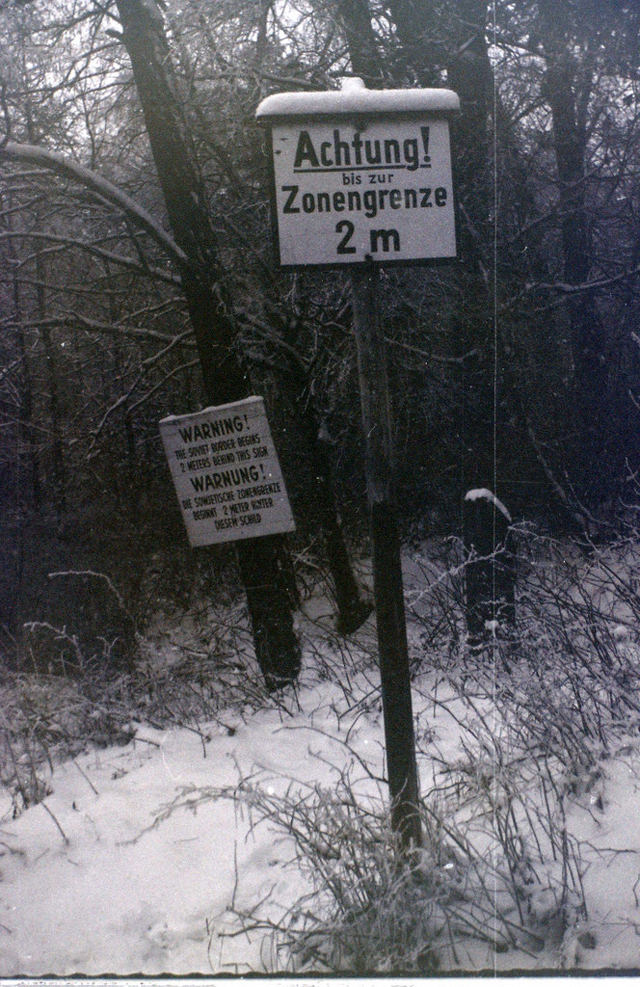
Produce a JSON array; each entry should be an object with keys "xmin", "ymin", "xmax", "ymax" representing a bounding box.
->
[
  {"xmin": 159, "ymin": 397, "xmax": 295, "ymax": 546},
  {"xmin": 268, "ymin": 116, "xmax": 456, "ymax": 267}
]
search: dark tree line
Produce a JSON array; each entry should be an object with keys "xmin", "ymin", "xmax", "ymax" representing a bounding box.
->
[{"xmin": 1, "ymin": 0, "xmax": 639, "ymax": 683}]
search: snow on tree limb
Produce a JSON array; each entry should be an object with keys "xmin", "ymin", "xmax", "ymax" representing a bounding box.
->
[
  {"xmin": 0, "ymin": 140, "xmax": 188, "ymax": 271},
  {"xmin": 0, "ymin": 230, "xmax": 181, "ymax": 285},
  {"xmin": 464, "ymin": 488, "xmax": 512, "ymax": 522}
]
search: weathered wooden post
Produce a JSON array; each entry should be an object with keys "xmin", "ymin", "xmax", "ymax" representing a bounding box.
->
[
  {"xmin": 350, "ymin": 261, "xmax": 422, "ymax": 847},
  {"xmin": 256, "ymin": 78, "xmax": 459, "ymax": 851},
  {"xmin": 463, "ymin": 488, "xmax": 516, "ymax": 646}
]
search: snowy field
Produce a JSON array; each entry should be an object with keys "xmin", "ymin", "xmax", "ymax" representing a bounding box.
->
[{"xmin": 2, "ymin": 542, "xmax": 640, "ymax": 976}]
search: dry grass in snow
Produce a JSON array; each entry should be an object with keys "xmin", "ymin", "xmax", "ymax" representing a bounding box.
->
[{"xmin": 1, "ymin": 535, "xmax": 640, "ymax": 974}]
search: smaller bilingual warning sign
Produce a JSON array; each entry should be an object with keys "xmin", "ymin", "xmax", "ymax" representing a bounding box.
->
[{"xmin": 159, "ymin": 397, "xmax": 295, "ymax": 547}]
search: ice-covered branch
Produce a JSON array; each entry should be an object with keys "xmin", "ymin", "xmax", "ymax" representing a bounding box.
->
[
  {"xmin": 0, "ymin": 229, "xmax": 181, "ymax": 285},
  {"xmin": 0, "ymin": 140, "xmax": 188, "ymax": 270}
]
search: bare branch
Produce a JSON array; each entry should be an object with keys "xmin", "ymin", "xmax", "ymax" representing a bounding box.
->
[
  {"xmin": 0, "ymin": 230, "xmax": 180, "ymax": 285},
  {"xmin": 3, "ymin": 314, "xmax": 192, "ymax": 346},
  {"xmin": 0, "ymin": 140, "xmax": 188, "ymax": 270}
]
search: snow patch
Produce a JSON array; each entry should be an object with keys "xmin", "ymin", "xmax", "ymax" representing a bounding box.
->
[{"xmin": 464, "ymin": 487, "xmax": 512, "ymax": 521}]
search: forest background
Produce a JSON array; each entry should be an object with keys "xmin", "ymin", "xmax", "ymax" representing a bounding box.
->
[{"xmin": 1, "ymin": 0, "xmax": 640, "ymax": 676}]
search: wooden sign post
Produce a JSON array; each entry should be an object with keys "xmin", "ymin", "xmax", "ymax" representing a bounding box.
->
[
  {"xmin": 257, "ymin": 78, "xmax": 459, "ymax": 850},
  {"xmin": 350, "ymin": 262, "xmax": 422, "ymax": 847}
]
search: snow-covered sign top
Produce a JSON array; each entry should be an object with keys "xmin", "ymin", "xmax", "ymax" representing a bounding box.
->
[
  {"xmin": 256, "ymin": 77, "xmax": 460, "ymax": 120},
  {"xmin": 256, "ymin": 78, "xmax": 459, "ymax": 268}
]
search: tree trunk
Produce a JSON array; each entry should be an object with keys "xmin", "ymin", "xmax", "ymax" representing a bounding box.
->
[
  {"xmin": 313, "ymin": 427, "xmax": 372, "ymax": 633},
  {"xmin": 341, "ymin": 0, "xmax": 504, "ymax": 532},
  {"xmin": 260, "ymin": 302, "xmax": 371, "ymax": 633},
  {"xmin": 5, "ymin": 199, "xmax": 41, "ymax": 508},
  {"xmin": 547, "ymin": 74, "xmax": 610, "ymax": 500},
  {"xmin": 295, "ymin": 398, "xmax": 371, "ymax": 633},
  {"xmin": 538, "ymin": 1, "xmax": 613, "ymax": 505},
  {"xmin": 383, "ymin": 0, "xmax": 496, "ymax": 496},
  {"xmin": 384, "ymin": 0, "xmax": 441, "ymax": 86},
  {"xmin": 36, "ymin": 251, "xmax": 67, "ymax": 518},
  {"xmin": 446, "ymin": 0, "xmax": 496, "ymax": 495},
  {"xmin": 115, "ymin": 0, "xmax": 300, "ymax": 688},
  {"xmin": 334, "ymin": 0, "xmax": 384, "ymax": 86},
  {"xmin": 105, "ymin": 265, "xmax": 140, "ymax": 521}
]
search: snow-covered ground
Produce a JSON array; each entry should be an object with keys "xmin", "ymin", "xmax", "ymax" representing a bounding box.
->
[
  {"xmin": 2, "ymin": 547, "xmax": 640, "ymax": 976},
  {"xmin": 0, "ymin": 693, "xmax": 332, "ymax": 974}
]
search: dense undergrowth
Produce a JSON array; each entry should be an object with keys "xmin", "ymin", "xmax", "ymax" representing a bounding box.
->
[{"xmin": 2, "ymin": 525, "xmax": 640, "ymax": 971}]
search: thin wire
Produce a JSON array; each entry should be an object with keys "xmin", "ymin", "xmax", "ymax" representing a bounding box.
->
[
  {"xmin": 492, "ymin": 13, "xmax": 499, "ymax": 505},
  {"xmin": 491, "ymin": 0, "xmax": 500, "ymax": 972},
  {"xmin": 491, "ymin": 4, "xmax": 500, "ymax": 612}
]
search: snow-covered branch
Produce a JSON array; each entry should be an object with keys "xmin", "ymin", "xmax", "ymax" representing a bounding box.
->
[
  {"xmin": 0, "ymin": 140, "xmax": 188, "ymax": 271},
  {"xmin": 0, "ymin": 230, "xmax": 181, "ymax": 285},
  {"xmin": 3, "ymin": 314, "xmax": 191, "ymax": 346}
]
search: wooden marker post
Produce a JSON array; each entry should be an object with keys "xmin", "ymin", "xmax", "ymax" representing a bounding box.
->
[
  {"xmin": 256, "ymin": 78, "xmax": 459, "ymax": 852},
  {"xmin": 351, "ymin": 263, "xmax": 421, "ymax": 849}
]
